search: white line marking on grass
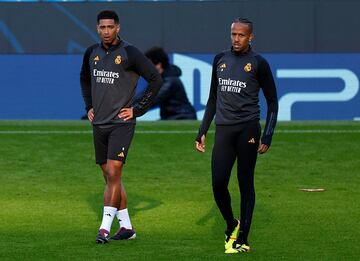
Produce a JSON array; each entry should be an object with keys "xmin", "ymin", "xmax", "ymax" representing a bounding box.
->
[
  {"xmin": 276, "ymin": 130, "xmax": 360, "ymax": 133},
  {"xmin": 0, "ymin": 129, "xmax": 360, "ymax": 134},
  {"xmin": 0, "ymin": 130, "xmax": 93, "ymax": 134},
  {"xmin": 137, "ymin": 130, "xmax": 198, "ymax": 134}
]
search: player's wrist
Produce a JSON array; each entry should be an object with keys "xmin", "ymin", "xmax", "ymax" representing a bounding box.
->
[
  {"xmin": 132, "ymin": 107, "xmax": 140, "ymax": 117},
  {"xmin": 261, "ymin": 135, "xmax": 272, "ymax": 147},
  {"xmin": 195, "ymin": 132, "xmax": 205, "ymax": 143}
]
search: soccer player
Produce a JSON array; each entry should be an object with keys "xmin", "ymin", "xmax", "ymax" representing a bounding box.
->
[
  {"xmin": 195, "ymin": 18, "xmax": 278, "ymax": 253},
  {"xmin": 80, "ymin": 10, "xmax": 162, "ymax": 244}
]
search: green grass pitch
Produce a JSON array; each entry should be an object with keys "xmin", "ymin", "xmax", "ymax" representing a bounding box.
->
[{"xmin": 0, "ymin": 120, "xmax": 359, "ymax": 260}]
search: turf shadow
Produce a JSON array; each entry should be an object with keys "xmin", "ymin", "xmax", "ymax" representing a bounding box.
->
[
  {"xmin": 86, "ymin": 191, "xmax": 162, "ymax": 221},
  {"xmin": 195, "ymin": 204, "xmax": 224, "ymax": 236}
]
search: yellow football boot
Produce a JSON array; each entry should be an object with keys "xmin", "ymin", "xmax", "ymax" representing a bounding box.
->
[
  {"xmin": 224, "ymin": 220, "xmax": 240, "ymax": 250},
  {"xmin": 225, "ymin": 242, "xmax": 251, "ymax": 254}
]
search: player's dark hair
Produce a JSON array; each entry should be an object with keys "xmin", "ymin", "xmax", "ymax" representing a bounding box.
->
[
  {"xmin": 145, "ymin": 47, "xmax": 169, "ymax": 69},
  {"xmin": 233, "ymin": 18, "xmax": 253, "ymax": 33},
  {"xmin": 97, "ymin": 10, "xmax": 119, "ymax": 24}
]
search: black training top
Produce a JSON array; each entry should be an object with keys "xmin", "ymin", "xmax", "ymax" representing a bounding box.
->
[
  {"xmin": 197, "ymin": 46, "xmax": 278, "ymax": 146},
  {"xmin": 80, "ymin": 39, "xmax": 162, "ymax": 125}
]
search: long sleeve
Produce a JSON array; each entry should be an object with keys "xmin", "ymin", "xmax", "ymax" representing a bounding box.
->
[
  {"xmin": 152, "ymin": 79, "xmax": 172, "ymax": 106},
  {"xmin": 80, "ymin": 45, "xmax": 95, "ymax": 112},
  {"xmin": 196, "ymin": 53, "xmax": 224, "ymax": 142},
  {"xmin": 257, "ymin": 56, "xmax": 278, "ymax": 146},
  {"xmin": 125, "ymin": 46, "xmax": 163, "ymax": 117}
]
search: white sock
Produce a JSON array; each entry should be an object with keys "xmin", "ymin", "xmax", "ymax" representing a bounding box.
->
[
  {"xmin": 99, "ymin": 206, "xmax": 117, "ymax": 233},
  {"xmin": 116, "ymin": 208, "xmax": 132, "ymax": 229}
]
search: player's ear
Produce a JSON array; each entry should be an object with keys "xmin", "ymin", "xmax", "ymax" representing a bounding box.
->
[
  {"xmin": 96, "ymin": 25, "xmax": 101, "ymax": 34},
  {"xmin": 116, "ymin": 24, "xmax": 120, "ymax": 34},
  {"xmin": 249, "ymin": 33, "xmax": 254, "ymax": 42}
]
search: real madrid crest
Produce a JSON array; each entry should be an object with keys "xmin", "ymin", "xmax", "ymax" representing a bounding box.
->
[
  {"xmin": 244, "ymin": 63, "xmax": 252, "ymax": 72},
  {"xmin": 115, "ymin": 55, "xmax": 122, "ymax": 65}
]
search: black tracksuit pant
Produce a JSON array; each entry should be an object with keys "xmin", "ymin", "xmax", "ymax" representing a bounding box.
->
[{"xmin": 211, "ymin": 120, "xmax": 261, "ymax": 244}]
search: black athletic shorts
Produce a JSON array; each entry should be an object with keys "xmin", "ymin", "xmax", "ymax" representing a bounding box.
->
[{"xmin": 92, "ymin": 123, "xmax": 135, "ymax": 165}]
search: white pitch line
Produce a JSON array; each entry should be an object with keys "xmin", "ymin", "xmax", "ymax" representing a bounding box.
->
[
  {"xmin": 0, "ymin": 130, "xmax": 92, "ymax": 134},
  {"xmin": 276, "ymin": 129, "xmax": 360, "ymax": 133},
  {"xmin": 0, "ymin": 129, "xmax": 359, "ymax": 134}
]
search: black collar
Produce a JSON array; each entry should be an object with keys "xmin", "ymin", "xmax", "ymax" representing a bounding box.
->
[
  {"xmin": 101, "ymin": 36, "xmax": 122, "ymax": 51},
  {"xmin": 231, "ymin": 45, "xmax": 252, "ymax": 56}
]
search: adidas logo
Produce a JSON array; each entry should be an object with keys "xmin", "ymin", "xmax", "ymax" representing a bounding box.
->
[
  {"xmin": 94, "ymin": 55, "xmax": 100, "ymax": 65},
  {"xmin": 118, "ymin": 152, "xmax": 125, "ymax": 157},
  {"xmin": 219, "ymin": 63, "xmax": 227, "ymax": 71},
  {"xmin": 248, "ymin": 138, "xmax": 255, "ymax": 144}
]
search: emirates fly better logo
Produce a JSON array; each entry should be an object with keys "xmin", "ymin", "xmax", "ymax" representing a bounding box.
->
[
  {"xmin": 93, "ymin": 69, "xmax": 120, "ymax": 84},
  {"xmin": 219, "ymin": 78, "xmax": 247, "ymax": 93}
]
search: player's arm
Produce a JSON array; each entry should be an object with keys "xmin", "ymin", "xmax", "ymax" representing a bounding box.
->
[
  {"xmin": 195, "ymin": 53, "xmax": 223, "ymax": 153},
  {"xmin": 152, "ymin": 79, "xmax": 172, "ymax": 106},
  {"xmin": 257, "ymin": 56, "xmax": 278, "ymax": 154},
  {"xmin": 141, "ymin": 78, "xmax": 171, "ymax": 109},
  {"xmin": 80, "ymin": 46, "xmax": 95, "ymax": 121},
  {"xmin": 124, "ymin": 46, "xmax": 163, "ymax": 118}
]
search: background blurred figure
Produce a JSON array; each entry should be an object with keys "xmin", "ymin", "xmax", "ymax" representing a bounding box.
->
[{"xmin": 145, "ymin": 47, "xmax": 197, "ymax": 120}]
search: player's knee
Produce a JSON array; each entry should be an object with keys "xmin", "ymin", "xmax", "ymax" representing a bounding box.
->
[{"xmin": 104, "ymin": 168, "xmax": 121, "ymax": 183}]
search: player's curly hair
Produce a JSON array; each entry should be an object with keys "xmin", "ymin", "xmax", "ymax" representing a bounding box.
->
[{"xmin": 97, "ymin": 10, "xmax": 119, "ymax": 24}]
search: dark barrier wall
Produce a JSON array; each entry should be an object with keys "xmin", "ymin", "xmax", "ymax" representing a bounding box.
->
[
  {"xmin": 1, "ymin": 53, "xmax": 359, "ymax": 120},
  {"xmin": 1, "ymin": 1, "xmax": 360, "ymax": 54}
]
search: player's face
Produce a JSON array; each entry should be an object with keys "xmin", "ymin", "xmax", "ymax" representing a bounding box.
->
[
  {"xmin": 231, "ymin": 22, "xmax": 254, "ymax": 52},
  {"xmin": 97, "ymin": 19, "xmax": 120, "ymax": 45}
]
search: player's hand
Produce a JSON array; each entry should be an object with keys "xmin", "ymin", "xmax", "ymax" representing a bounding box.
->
[
  {"xmin": 87, "ymin": 108, "xmax": 94, "ymax": 122},
  {"xmin": 195, "ymin": 135, "xmax": 206, "ymax": 153},
  {"xmin": 258, "ymin": 141, "xmax": 269, "ymax": 154},
  {"xmin": 118, "ymin": 107, "xmax": 133, "ymax": 121}
]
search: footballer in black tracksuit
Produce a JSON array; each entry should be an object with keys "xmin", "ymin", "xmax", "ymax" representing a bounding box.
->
[
  {"xmin": 196, "ymin": 46, "xmax": 278, "ymax": 245},
  {"xmin": 80, "ymin": 39, "xmax": 162, "ymax": 164}
]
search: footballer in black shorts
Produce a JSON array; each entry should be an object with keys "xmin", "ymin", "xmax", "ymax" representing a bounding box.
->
[
  {"xmin": 93, "ymin": 124, "xmax": 135, "ymax": 165},
  {"xmin": 80, "ymin": 10, "xmax": 162, "ymax": 244}
]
